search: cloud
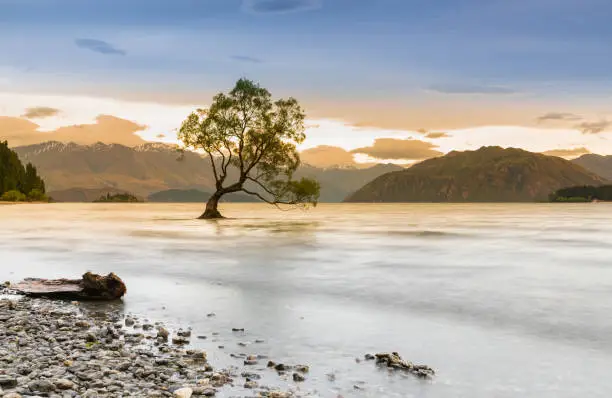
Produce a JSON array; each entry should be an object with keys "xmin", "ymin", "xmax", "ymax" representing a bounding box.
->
[
  {"xmin": 541, "ymin": 147, "xmax": 591, "ymax": 158},
  {"xmin": 21, "ymin": 107, "xmax": 60, "ymax": 119},
  {"xmin": 427, "ymin": 83, "xmax": 515, "ymax": 95},
  {"xmin": 576, "ymin": 120, "xmax": 611, "ymax": 134},
  {"xmin": 0, "ymin": 115, "xmax": 146, "ymax": 147},
  {"xmin": 351, "ymin": 138, "xmax": 443, "ymax": 160},
  {"xmin": 75, "ymin": 39, "xmax": 126, "ymax": 55},
  {"xmin": 300, "ymin": 145, "xmax": 356, "ymax": 168},
  {"xmin": 425, "ymin": 132, "xmax": 450, "ymax": 139},
  {"xmin": 230, "ymin": 55, "xmax": 263, "ymax": 63},
  {"xmin": 242, "ymin": 0, "xmax": 322, "ymax": 14},
  {"xmin": 537, "ymin": 112, "xmax": 582, "ymax": 122},
  {"xmin": 416, "ymin": 128, "xmax": 450, "ymax": 139}
]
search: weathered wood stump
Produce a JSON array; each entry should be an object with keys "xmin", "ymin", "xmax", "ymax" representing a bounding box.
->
[{"xmin": 10, "ymin": 272, "xmax": 126, "ymax": 300}]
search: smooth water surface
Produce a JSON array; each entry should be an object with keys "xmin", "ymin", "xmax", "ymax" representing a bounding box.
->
[{"xmin": 1, "ymin": 203, "xmax": 612, "ymax": 397}]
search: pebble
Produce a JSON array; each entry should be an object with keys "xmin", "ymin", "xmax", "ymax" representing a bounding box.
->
[
  {"xmin": 54, "ymin": 379, "xmax": 76, "ymax": 390},
  {"xmin": 173, "ymin": 387, "xmax": 193, "ymax": 398}
]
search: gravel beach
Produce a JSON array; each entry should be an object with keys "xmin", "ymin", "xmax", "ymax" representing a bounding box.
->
[{"xmin": 0, "ymin": 296, "xmax": 307, "ymax": 398}]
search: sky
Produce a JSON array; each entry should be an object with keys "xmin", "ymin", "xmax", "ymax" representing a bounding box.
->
[{"xmin": 2, "ymin": 0, "xmax": 612, "ymax": 166}]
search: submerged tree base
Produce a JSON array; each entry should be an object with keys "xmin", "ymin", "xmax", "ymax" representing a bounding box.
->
[{"xmin": 198, "ymin": 208, "xmax": 224, "ymax": 219}]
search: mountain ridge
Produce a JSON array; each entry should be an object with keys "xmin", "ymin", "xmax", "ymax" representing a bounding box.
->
[
  {"xmin": 572, "ymin": 154, "xmax": 612, "ymax": 180},
  {"xmin": 12, "ymin": 141, "xmax": 402, "ymax": 202},
  {"xmin": 345, "ymin": 146, "xmax": 606, "ymax": 202}
]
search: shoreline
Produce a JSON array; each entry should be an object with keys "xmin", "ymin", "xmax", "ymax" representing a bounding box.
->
[
  {"xmin": 0, "ymin": 296, "xmax": 304, "ymax": 397},
  {"xmin": 0, "ymin": 201, "xmax": 49, "ymax": 205}
]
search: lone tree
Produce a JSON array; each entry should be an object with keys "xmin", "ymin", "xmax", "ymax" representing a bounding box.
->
[{"xmin": 178, "ymin": 79, "xmax": 320, "ymax": 219}]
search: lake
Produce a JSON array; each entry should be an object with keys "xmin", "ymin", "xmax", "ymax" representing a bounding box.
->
[{"xmin": 1, "ymin": 203, "xmax": 611, "ymax": 397}]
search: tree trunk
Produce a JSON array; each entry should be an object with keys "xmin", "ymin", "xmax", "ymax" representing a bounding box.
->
[
  {"xmin": 10, "ymin": 272, "xmax": 127, "ymax": 300},
  {"xmin": 199, "ymin": 191, "xmax": 224, "ymax": 219}
]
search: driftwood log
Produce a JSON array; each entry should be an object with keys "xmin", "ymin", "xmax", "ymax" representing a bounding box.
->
[{"xmin": 10, "ymin": 272, "xmax": 126, "ymax": 300}]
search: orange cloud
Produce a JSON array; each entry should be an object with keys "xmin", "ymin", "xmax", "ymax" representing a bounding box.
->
[
  {"xmin": 300, "ymin": 145, "xmax": 356, "ymax": 167},
  {"xmin": 541, "ymin": 147, "xmax": 591, "ymax": 158},
  {"xmin": 0, "ymin": 115, "xmax": 147, "ymax": 147},
  {"xmin": 351, "ymin": 138, "xmax": 443, "ymax": 160}
]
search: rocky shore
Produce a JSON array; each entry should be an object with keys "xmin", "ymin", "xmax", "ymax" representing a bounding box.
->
[
  {"xmin": 0, "ymin": 290, "xmax": 436, "ymax": 398},
  {"xmin": 0, "ymin": 297, "xmax": 302, "ymax": 398}
]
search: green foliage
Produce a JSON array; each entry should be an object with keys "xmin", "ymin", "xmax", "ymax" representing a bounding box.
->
[
  {"xmin": 0, "ymin": 141, "xmax": 46, "ymax": 199},
  {"xmin": 551, "ymin": 196, "xmax": 591, "ymax": 203},
  {"xmin": 178, "ymin": 79, "xmax": 320, "ymax": 214},
  {"xmin": 1, "ymin": 190, "xmax": 27, "ymax": 202},
  {"xmin": 549, "ymin": 185, "xmax": 612, "ymax": 202},
  {"xmin": 23, "ymin": 162, "xmax": 45, "ymax": 194},
  {"xmin": 93, "ymin": 193, "xmax": 141, "ymax": 203},
  {"xmin": 27, "ymin": 188, "xmax": 49, "ymax": 202}
]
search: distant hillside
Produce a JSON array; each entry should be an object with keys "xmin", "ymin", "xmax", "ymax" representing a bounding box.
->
[
  {"xmin": 148, "ymin": 189, "xmax": 257, "ymax": 203},
  {"xmin": 13, "ymin": 141, "xmax": 215, "ymax": 197},
  {"xmin": 572, "ymin": 154, "xmax": 612, "ymax": 180},
  {"xmin": 13, "ymin": 141, "xmax": 399, "ymax": 202},
  {"xmin": 48, "ymin": 187, "xmax": 143, "ymax": 202},
  {"xmin": 346, "ymin": 146, "xmax": 606, "ymax": 202},
  {"xmin": 297, "ymin": 163, "xmax": 403, "ymax": 202}
]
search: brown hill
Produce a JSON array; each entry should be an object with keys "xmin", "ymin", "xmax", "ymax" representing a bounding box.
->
[
  {"xmin": 13, "ymin": 141, "xmax": 217, "ymax": 196},
  {"xmin": 345, "ymin": 146, "xmax": 606, "ymax": 202}
]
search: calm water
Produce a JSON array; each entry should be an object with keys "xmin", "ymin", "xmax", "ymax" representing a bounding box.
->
[{"xmin": 1, "ymin": 203, "xmax": 612, "ymax": 397}]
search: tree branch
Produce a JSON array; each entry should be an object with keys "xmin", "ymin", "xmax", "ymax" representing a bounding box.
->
[
  {"xmin": 222, "ymin": 140, "xmax": 233, "ymax": 178},
  {"xmin": 206, "ymin": 151, "xmax": 221, "ymax": 187},
  {"xmin": 243, "ymin": 136, "xmax": 272, "ymax": 177},
  {"xmin": 242, "ymin": 188, "xmax": 298, "ymax": 207},
  {"xmin": 246, "ymin": 176, "xmax": 277, "ymax": 197}
]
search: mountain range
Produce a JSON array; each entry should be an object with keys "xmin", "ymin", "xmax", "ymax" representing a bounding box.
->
[
  {"xmin": 11, "ymin": 141, "xmax": 612, "ymax": 204},
  {"xmin": 13, "ymin": 141, "xmax": 402, "ymax": 202},
  {"xmin": 346, "ymin": 146, "xmax": 607, "ymax": 202},
  {"xmin": 572, "ymin": 154, "xmax": 612, "ymax": 181}
]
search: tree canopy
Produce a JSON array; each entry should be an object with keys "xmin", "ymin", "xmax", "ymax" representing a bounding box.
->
[
  {"xmin": 0, "ymin": 141, "xmax": 46, "ymax": 201},
  {"xmin": 179, "ymin": 79, "xmax": 320, "ymax": 218}
]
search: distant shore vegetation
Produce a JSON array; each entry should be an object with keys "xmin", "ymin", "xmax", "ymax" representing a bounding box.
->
[
  {"xmin": 549, "ymin": 185, "xmax": 612, "ymax": 202},
  {"xmin": 0, "ymin": 141, "xmax": 48, "ymax": 202},
  {"xmin": 93, "ymin": 193, "xmax": 142, "ymax": 203}
]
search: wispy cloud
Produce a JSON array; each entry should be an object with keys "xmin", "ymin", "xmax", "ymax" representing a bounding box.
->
[
  {"xmin": 75, "ymin": 39, "xmax": 126, "ymax": 56},
  {"xmin": 542, "ymin": 147, "xmax": 591, "ymax": 158},
  {"xmin": 21, "ymin": 107, "xmax": 60, "ymax": 119},
  {"xmin": 351, "ymin": 138, "xmax": 442, "ymax": 160},
  {"xmin": 427, "ymin": 83, "xmax": 515, "ymax": 95},
  {"xmin": 230, "ymin": 55, "xmax": 263, "ymax": 63},
  {"xmin": 242, "ymin": 0, "xmax": 322, "ymax": 14},
  {"xmin": 576, "ymin": 120, "xmax": 611, "ymax": 134},
  {"xmin": 425, "ymin": 132, "xmax": 450, "ymax": 139},
  {"xmin": 537, "ymin": 112, "xmax": 582, "ymax": 122}
]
